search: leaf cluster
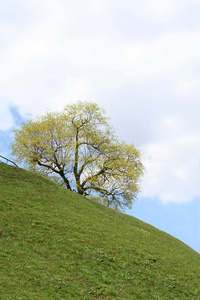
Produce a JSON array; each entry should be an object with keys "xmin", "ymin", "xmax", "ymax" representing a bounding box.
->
[{"xmin": 11, "ymin": 101, "xmax": 144, "ymax": 211}]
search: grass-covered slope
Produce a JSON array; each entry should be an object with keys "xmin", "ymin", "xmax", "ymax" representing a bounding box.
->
[{"xmin": 0, "ymin": 163, "xmax": 200, "ymax": 299}]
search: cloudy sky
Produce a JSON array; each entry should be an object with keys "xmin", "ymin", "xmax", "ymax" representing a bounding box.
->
[{"xmin": 0, "ymin": 0, "xmax": 200, "ymax": 252}]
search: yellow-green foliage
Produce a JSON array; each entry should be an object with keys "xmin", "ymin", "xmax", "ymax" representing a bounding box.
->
[{"xmin": 11, "ymin": 101, "xmax": 144, "ymax": 211}]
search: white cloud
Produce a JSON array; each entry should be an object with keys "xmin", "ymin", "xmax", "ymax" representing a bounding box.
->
[
  {"xmin": 147, "ymin": 0, "xmax": 173, "ymax": 14},
  {"xmin": 142, "ymin": 117, "xmax": 200, "ymax": 204},
  {"xmin": 48, "ymin": 75, "xmax": 94, "ymax": 112},
  {"xmin": 177, "ymin": 79, "xmax": 198, "ymax": 91},
  {"xmin": 112, "ymin": 30, "xmax": 200, "ymax": 81},
  {"xmin": 0, "ymin": 2, "xmax": 65, "ymax": 84},
  {"xmin": 0, "ymin": 0, "xmax": 200, "ymax": 205}
]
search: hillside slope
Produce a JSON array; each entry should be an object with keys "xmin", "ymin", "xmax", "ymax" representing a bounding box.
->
[{"xmin": 0, "ymin": 163, "xmax": 200, "ymax": 299}]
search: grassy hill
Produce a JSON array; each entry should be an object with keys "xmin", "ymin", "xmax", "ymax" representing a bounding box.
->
[{"xmin": 1, "ymin": 163, "xmax": 200, "ymax": 299}]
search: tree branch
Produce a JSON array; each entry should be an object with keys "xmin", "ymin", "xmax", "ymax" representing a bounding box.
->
[{"xmin": 36, "ymin": 159, "xmax": 72, "ymax": 191}]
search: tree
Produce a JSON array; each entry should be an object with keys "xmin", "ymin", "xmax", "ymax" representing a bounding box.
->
[{"xmin": 11, "ymin": 101, "xmax": 144, "ymax": 211}]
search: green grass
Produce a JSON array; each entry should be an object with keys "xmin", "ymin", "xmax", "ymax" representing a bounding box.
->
[{"xmin": 0, "ymin": 163, "xmax": 200, "ymax": 299}]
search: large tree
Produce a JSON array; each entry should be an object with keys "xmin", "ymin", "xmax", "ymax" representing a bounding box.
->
[{"xmin": 11, "ymin": 101, "xmax": 144, "ymax": 211}]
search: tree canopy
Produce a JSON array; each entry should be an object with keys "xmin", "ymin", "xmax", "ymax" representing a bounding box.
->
[{"xmin": 11, "ymin": 101, "xmax": 144, "ymax": 211}]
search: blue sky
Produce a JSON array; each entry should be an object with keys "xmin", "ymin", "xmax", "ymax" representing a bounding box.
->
[{"xmin": 0, "ymin": 0, "xmax": 200, "ymax": 253}]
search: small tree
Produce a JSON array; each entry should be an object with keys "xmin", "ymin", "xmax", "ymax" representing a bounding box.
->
[{"xmin": 11, "ymin": 101, "xmax": 144, "ymax": 211}]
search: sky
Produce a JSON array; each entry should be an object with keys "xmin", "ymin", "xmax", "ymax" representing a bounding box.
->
[{"xmin": 0, "ymin": 0, "xmax": 200, "ymax": 253}]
